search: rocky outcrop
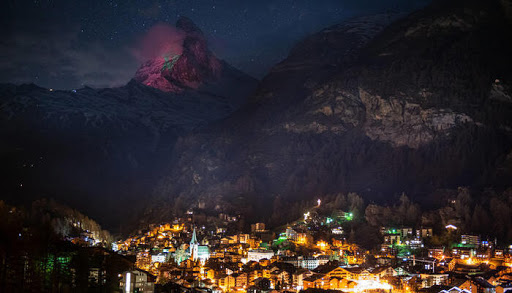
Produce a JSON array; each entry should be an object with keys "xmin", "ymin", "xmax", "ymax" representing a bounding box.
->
[{"xmin": 279, "ymin": 84, "xmax": 474, "ymax": 148}]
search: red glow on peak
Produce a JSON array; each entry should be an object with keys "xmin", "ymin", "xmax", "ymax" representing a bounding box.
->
[{"xmin": 131, "ymin": 23, "xmax": 186, "ymax": 63}]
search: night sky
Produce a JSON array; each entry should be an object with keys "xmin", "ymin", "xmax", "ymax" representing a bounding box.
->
[{"xmin": 0, "ymin": 0, "xmax": 428, "ymax": 90}]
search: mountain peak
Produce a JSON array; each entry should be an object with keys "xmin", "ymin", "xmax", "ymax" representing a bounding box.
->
[
  {"xmin": 133, "ymin": 17, "xmax": 222, "ymax": 92},
  {"xmin": 176, "ymin": 16, "xmax": 204, "ymax": 36}
]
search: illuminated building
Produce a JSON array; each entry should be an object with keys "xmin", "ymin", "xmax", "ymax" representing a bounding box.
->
[
  {"xmin": 419, "ymin": 273, "xmax": 449, "ymax": 288},
  {"xmin": 189, "ymin": 227, "xmax": 210, "ymax": 264},
  {"xmin": 285, "ymin": 227, "xmax": 298, "ymax": 241},
  {"xmin": 279, "ymin": 255, "xmax": 329, "ymax": 270},
  {"xmin": 452, "ymin": 247, "xmax": 474, "ymax": 259},
  {"xmin": 151, "ymin": 253, "xmax": 167, "ymax": 264},
  {"xmin": 136, "ymin": 252, "xmax": 151, "ymax": 270},
  {"xmin": 316, "ymin": 240, "xmax": 328, "ymax": 250},
  {"xmin": 303, "ymin": 274, "xmax": 330, "ymax": 290},
  {"xmin": 461, "ymin": 235, "xmax": 481, "ymax": 247},
  {"xmin": 119, "ymin": 270, "xmax": 155, "ymax": 293},
  {"xmin": 219, "ymin": 274, "xmax": 236, "ymax": 291},
  {"xmin": 251, "ymin": 223, "xmax": 266, "ymax": 232},
  {"xmin": 302, "ymin": 257, "xmax": 320, "ymax": 270},
  {"xmin": 234, "ymin": 272, "xmax": 248, "ymax": 288},
  {"xmin": 494, "ymin": 249, "xmax": 504, "ymax": 259},
  {"xmin": 429, "ymin": 248, "xmax": 445, "ymax": 259},
  {"xmin": 247, "ymin": 249, "xmax": 274, "ymax": 263},
  {"xmin": 332, "ymin": 227, "xmax": 343, "ymax": 235},
  {"xmin": 459, "ymin": 277, "xmax": 496, "ymax": 293},
  {"xmin": 417, "ymin": 227, "xmax": 433, "ymax": 238},
  {"xmin": 384, "ymin": 233, "xmax": 401, "ymax": 245},
  {"xmin": 407, "ymin": 237, "xmax": 424, "ymax": 250}
]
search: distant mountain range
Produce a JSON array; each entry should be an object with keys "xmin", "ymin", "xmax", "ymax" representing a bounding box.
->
[{"xmin": 2, "ymin": 1, "xmax": 512, "ymax": 231}]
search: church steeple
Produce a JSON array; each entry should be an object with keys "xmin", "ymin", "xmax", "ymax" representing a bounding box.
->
[
  {"xmin": 190, "ymin": 227, "xmax": 198, "ymax": 245},
  {"xmin": 190, "ymin": 226, "xmax": 199, "ymax": 261},
  {"xmin": 188, "ymin": 226, "xmax": 209, "ymax": 264}
]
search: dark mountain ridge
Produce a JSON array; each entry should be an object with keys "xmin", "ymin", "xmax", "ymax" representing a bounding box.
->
[{"xmin": 145, "ymin": 0, "xmax": 512, "ymax": 226}]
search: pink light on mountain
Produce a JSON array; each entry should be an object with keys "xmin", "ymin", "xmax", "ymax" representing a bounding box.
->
[
  {"xmin": 131, "ymin": 24, "xmax": 186, "ymax": 63},
  {"xmin": 133, "ymin": 17, "xmax": 226, "ymax": 93}
]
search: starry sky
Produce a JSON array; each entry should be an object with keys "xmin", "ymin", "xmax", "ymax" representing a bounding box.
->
[{"xmin": 0, "ymin": 0, "xmax": 429, "ymax": 89}]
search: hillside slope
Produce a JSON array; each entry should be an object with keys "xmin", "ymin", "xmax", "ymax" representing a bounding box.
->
[{"xmin": 150, "ymin": 0, "xmax": 512, "ymax": 225}]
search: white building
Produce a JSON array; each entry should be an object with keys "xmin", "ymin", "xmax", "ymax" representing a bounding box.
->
[
  {"xmin": 119, "ymin": 270, "xmax": 155, "ymax": 293},
  {"xmin": 247, "ymin": 249, "xmax": 274, "ymax": 262},
  {"xmin": 151, "ymin": 253, "xmax": 166, "ymax": 264}
]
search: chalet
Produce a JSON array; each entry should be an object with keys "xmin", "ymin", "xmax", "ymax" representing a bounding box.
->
[
  {"xmin": 234, "ymin": 272, "xmax": 248, "ymax": 288},
  {"xmin": 303, "ymin": 273, "xmax": 330, "ymax": 290},
  {"xmin": 270, "ymin": 270, "xmax": 291, "ymax": 289},
  {"xmin": 292, "ymin": 268, "xmax": 313, "ymax": 289},
  {"xmin": 371, "ymin": 266, "xmax": 396, "ymax": 279},
  {"xmin": 218, "ymin": 274, "xmax": 236, "ymax": 291},
  {"xmin": 323, "ymin": 266, "xmax": 355, "ymax": 279},
  {"xmin": 251, "ymin": 277, "xmax": 271, "ymax": 291}
]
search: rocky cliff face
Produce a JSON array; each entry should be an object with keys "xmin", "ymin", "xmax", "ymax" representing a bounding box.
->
[
  {"xmin": 0, "ymin": 18, "xmax": 257, "ymax": 229},
  {"xmin": 149, "ymin": 0, "xmax": 512, "ymax": 224}
]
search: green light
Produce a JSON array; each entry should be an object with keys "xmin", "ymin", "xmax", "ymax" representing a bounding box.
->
[{"xmin": 161, "ymin": 54, "xmax": 181, "ymax": 72}]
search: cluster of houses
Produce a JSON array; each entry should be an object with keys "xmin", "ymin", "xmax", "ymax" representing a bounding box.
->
[{"xmin": 112, "ymin": 212, "xmax": 512, "ymax": 293}]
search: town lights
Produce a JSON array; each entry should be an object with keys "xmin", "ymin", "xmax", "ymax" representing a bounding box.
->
[
  {"xmin": 317, "ymin": 241, "xmax": 328, "ymax": 250},
  {"xmin": 353, "ymin": 280, "xmax": 392, "ymax": 292}
]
